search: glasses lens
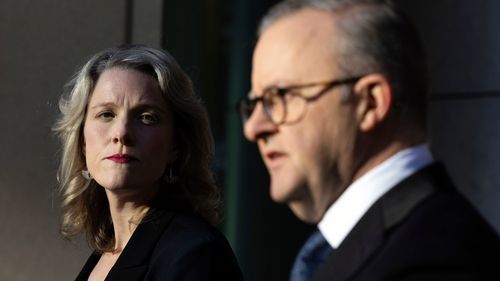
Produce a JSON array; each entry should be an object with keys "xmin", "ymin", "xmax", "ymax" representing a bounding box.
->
[
  {"xmin": 263, "ymin": 89, "xmax": 286, "ymax": 124},
  {"xmin": 238, "ymin": 98, "xmax": 255, "ymax": 121},
  {"xmin": 283, "ymin": 91, "xmax": 307, "ymax": 123}
]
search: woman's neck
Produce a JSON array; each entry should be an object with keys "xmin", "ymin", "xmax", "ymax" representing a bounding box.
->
[{"xmin": 105, "ymin": 187, "xmax": 158, "ymax": 252}]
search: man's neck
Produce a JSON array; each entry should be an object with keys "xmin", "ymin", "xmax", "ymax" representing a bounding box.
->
[{"xmin": 353, "ymin": 140, "xmax": 422, "ymax": 182}]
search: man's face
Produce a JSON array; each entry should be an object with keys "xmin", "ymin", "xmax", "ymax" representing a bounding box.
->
[{"xmin": 244, "ymin": 8, "xmax": 358, "ymax": 223}]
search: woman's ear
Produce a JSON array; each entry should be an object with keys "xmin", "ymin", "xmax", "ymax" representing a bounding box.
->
[{"xmin": 353, "ymin": 74, "xmax": 392, "ymax": 132}]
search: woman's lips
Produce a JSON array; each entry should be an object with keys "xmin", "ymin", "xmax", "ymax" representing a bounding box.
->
[{"xmin": 106, "ymin": 154, "xmax": 137, "ymax": 164}]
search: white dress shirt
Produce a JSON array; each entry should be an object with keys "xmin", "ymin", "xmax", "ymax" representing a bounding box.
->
[{"xmin": 318, "ymin": 144, "xmax": 434, "ymax": 249}]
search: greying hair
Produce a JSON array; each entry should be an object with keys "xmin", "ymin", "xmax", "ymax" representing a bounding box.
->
[
  {"xmin": 54, "ymin": 44, "xmax": 220, "ymax": 252},
  {"xmin": 259, "ymin": 0, "xmax": 428, "ymax": 132}
]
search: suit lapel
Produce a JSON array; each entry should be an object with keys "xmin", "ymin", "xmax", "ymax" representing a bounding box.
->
[
  {"xmin": 313, "ymin": 163, "xmax": 443, "ymax": 281},
  {"xmin": 105, "ymin": 209, "xmax": 175, "ymax": 281},
  {"xmin": 313, "ymin": 200, "xmax": 386, "ymax": 281}
]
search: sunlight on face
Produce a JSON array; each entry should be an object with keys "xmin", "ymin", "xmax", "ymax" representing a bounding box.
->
[{"xmin": 83, "ymin": 68, "xmax": 177, "ymax": 197}]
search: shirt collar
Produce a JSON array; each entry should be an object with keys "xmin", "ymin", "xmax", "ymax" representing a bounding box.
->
[{"xmin": 318, "ymin": 144, "xmax": 434, "ymax": 248}]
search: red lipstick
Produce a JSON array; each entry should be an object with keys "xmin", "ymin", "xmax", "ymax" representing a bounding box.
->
[{"xmin": 106, "ymin": 154, "xmax": 136, "ymax": 164}]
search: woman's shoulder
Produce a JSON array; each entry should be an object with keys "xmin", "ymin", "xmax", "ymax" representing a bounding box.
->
[
  {"xmin": 157, "ymin": 212, "xmax": 227, "ymax": 247},
  {"xmin": 146, "ymin": 212, "xmax": 244, "ymax": 280}
]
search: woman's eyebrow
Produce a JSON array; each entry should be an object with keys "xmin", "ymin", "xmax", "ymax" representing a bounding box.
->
[
  {"xmin": 88, "ymin": 102, "xmax": 116, "ymax": 110},
  {"xmin": 88, "ymin": 102, "xmax": 167, "ymax": 113},
  {"xmin": 133, "ymin": 103, "xmax": 168, "ymax": 113}
]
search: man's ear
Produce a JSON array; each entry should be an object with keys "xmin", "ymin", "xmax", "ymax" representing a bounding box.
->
[{"xmin": 353, "ymin": 74, "xmax": 392, "ymax": 132}]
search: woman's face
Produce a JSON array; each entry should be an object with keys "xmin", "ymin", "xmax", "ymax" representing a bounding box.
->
[{"xmin": 83, "ymin": 67, "xmax": 177, "ymax": 197}]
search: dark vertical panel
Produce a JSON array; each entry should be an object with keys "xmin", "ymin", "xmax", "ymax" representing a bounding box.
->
[
  {"xmin": 224, "ymin": 0, "xmax": 265, "ymax": 279},
  {"xmin": 430, "ymin": 96, "xmax": 500, "ymax": 233},
  {"xmin": 224, "ymin": 0, "xmax": 314, "ymax": 280},
  {"xmin": 397, "ymin": 0, "xmax": 500, "ymax": 94},
  {"xmin": 124, "ymin": 0, "xmax": 134, "ymax": 44},
  {"xmin": 162, "ymin": 0, "xmax": 203, "ymax": 94},
  {"xmin": 396, "ymin": 0, "xmax": 500, "ymax": 232}
]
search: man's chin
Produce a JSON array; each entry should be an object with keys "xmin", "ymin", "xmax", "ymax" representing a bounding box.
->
[
  {"xmin": 269, "ymin": 180, "xmax": 298, "ymax": 203},
  {"xmin": 288, "ymin": 200, "xmax": 320, "ymax": 224},
  {"xmin": 269, "ymin": 187, "xmax": 291, "ymax": 204},
  {"xmin": 269, "ymin": 181, "xmax": 319, "ymax": 224}
]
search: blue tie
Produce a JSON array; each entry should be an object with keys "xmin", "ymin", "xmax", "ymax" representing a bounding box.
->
[{"xmin": 290, "ymin": 229, "xmax": 334, "ymax": 281}]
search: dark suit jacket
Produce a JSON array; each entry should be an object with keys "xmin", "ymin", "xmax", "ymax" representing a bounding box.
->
[
  {"xmin": 313, "ymin": 163, "xmax": 500, "ymax": 281},
  {"xmin": 75, "ymin": 210, "xmax": 244, "ymax": 281}
]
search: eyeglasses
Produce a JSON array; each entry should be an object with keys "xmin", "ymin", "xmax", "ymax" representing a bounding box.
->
[{"xmin": 238, "ymin": 76, "xmax": 362, "ymax": 125}]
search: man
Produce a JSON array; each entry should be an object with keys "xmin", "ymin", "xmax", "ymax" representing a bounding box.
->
[{"xmin": 238, "ymin": 0, "xmax": 500, "ymax": 280}]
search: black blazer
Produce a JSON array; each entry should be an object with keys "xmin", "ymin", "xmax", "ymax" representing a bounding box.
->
[
  {"xmin": 75, "ymin": 210, "xmax": 244, "ymax": 281},
  {"xmin": 313, "ymin": 163, "xmax": 500, "ymax": 281}
]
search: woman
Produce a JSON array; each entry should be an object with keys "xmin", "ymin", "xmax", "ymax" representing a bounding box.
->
[{"xmin": 54, "ymin": 44, "xmax": 244, "ymax": 281}]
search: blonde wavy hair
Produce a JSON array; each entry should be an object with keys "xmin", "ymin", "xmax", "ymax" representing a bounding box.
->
[{"xmin": 54, "ymin": 44, "xmax": 220, "ymax": 252}]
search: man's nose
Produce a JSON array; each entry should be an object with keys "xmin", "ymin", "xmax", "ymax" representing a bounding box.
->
[{"xmin": 243, "ymin": 103, "xmax": 277, "ymax": 142}]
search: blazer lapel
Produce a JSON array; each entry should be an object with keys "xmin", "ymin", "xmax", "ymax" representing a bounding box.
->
[
  {"xmin": 105, "ymin": 209, "xmax": 175, "ymax": 281},
  {"xmin": 75, "ymin": 252, "xmax": 101, "ymax": 281},
  {"xmin": 313, "ymin": 163, "xmax": 442, "ymax": 281}
]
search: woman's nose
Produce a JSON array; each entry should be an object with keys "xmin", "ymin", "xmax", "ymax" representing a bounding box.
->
[{"xmin": 112, "ymin": 117, "xmax": 134, "ymax": 146}]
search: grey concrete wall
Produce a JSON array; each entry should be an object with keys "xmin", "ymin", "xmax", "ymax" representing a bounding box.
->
[
  {"xmin": 399, "ymin": 0, "xmax": 500, "ymax": 232},
  {"xmin": 0, "ymin": 0, "xmax": 125, "ymax": 280},
  {"xmin": 131, "ymin": 0, "xmax": 163, "ymax": 48}
]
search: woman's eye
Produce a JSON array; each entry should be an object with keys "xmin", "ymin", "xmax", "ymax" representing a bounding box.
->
[
  {"xmin": 96, "ymin": 111, "xmax": 115, "ymax": 120},
  {"xmin": 139, "ymin": 113, "xmax": 159, "ymax": 124}
]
